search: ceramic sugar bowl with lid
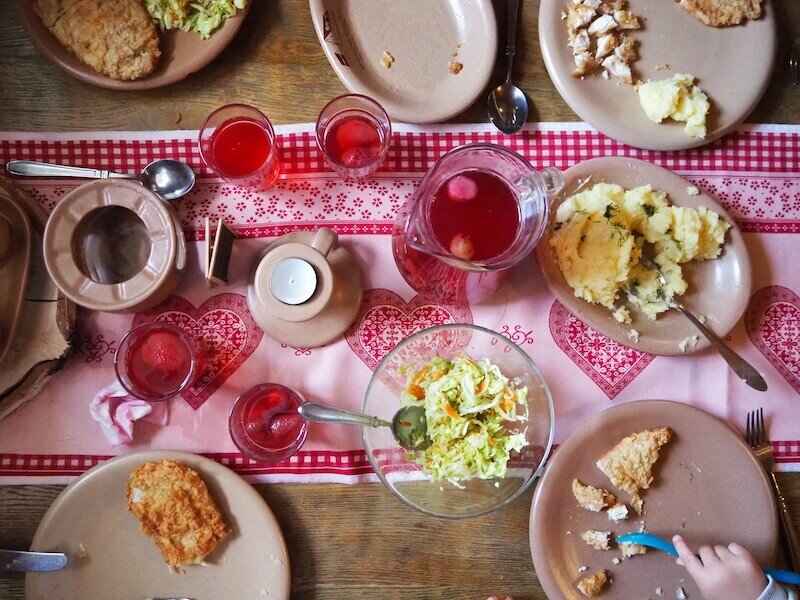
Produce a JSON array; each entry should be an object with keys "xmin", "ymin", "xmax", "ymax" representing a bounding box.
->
[{"xmin": 43, "ymin": 180, "xmax": 186, "ymax": 313}]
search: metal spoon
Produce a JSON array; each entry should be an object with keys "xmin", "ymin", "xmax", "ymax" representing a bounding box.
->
[
  {"xmin": 637, "ymin": 258, "xmax": 767, "ymax": 392},
  {"xmin": 487, "ymin": 0, "xmax": 528, "ymax": 134},
  {"xmin": 297, "ymin": 401, "xmax": 432, "ymax": 451},
  {"xmin": 5, "ymin": 159, "xmax": 195, "ymax": 201}
]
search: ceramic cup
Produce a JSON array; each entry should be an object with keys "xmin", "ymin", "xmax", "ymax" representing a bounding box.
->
[{"xmin": 43, "ymin": 180, "xmax": 186, "ymax": 313}]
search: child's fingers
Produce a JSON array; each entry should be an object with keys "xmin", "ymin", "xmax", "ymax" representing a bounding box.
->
[
  {"xmin": 673, "ymin": 535, "xmax": 704, "ymax": 573},
  {"xmin": 714, "ymin": 544, "xmax": 734, "ymax": 560},
  {"xmin": 699, "ymin": 545, "xmax": 720, "ymax": 565},
  {"xmin": 727, "ymin": 542, "xmax": 749, "ymax": 557}
]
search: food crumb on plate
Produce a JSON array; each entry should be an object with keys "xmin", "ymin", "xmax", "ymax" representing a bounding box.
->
[
  {"xmin": 76, "ymin": 543, "xmax": 88, "ymax": 558},
  {"xmin": 449, "ymin": 61, "xmax": 464, "ymax": 74},
  {"xmin": 607, "ymin": 503, "xmax": 629, "ymax": 522},
  {"xmin": 656, "ymin": 587, "xmax": 664, "ymax": 596},
  {"xmin": 579, "ymin": 565, "xmax": 589, "ymax": 572},
  {"xmin": 577, "ymin": 569, "xmax": 610, "ymax": 597},
  {"xmin": 380, "ymin": 51, "xmax": 395, "ymax": 69},
  {"xmin": 627, "ymin": 329, "xmax": 640, "ymax": 343},
  {"xmin": 582, "ymin": 529, "xmax": 612, "ymax": 550},
  {"xmin": 686, "ymin": 185, "xmax": 700, "ymax": 196},
  {"xmin": 678, "ymin": 335, "xmax": 699, "ymax": 352},
  {"xmin": 677, "ymin": 587, "xmax": 688, "ymax": 599},
  {"xmin": 611, "ymin": 557, "xmax": 621, "ymax": 565}
]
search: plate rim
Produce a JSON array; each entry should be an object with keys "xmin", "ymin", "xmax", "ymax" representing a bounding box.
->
[
  {"xmin": 529, "ymin": 399, "xmax": 779, "ymax": 600},
  {"xmin": 535, "ymin": 155, "xmax": 753, "ymax": 356},
  {"xmin": 26, "ymin": 450, "xmax": 291, "ymax": 600},
  {"xmin": 12, "ymin": 1, "xmax": 251, "ymax": 91},
  {"xmin": 537, "ymin": 0, "xmax": 777, "ymax": 151},
  {"xmin": 308, "ymin": 0, "xmax": 498, "ymax": 124}
]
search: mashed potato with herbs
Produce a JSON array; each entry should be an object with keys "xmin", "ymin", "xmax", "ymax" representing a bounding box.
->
[
  {"xmin": 550, "ymin": 182, "xmax": 729, "ymax": 322},
  {"xmin": 637, "ymin": 74, "xmax": 710, "ymax": 138}
]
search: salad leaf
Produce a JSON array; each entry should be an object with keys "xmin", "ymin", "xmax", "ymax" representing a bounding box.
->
[
  {"xmin": 145, "ymin": 0, "xmax": 246, "ymax": 39},
  {"xmin": 400, "ymin": 355, "xmax": 529, "ymax": 485}
]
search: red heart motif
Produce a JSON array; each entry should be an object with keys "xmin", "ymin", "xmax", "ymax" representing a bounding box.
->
[
  {"xmin": 133, "ymin": 294, "xmax": 263, "ymax": 409},
  {"xmin": 344, "ymin": 288, "xmax": 473, "ymax": 371},
  {"xmin": 745, "ymin": 286, "xmax": 800, "ymax": 394},
  {"xmin": 549, "ymin": 300, "xmax": 655, "ymax": 399}
]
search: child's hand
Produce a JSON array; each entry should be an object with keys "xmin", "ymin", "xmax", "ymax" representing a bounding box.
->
[{"xmin": 673, "ymin": 535, "xmax": 767, "ymax": 600}]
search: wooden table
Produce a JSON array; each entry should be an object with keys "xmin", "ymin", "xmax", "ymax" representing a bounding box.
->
[{"xmin": 0, "ymin": 1, "xmax": 798, "ymax": 598}]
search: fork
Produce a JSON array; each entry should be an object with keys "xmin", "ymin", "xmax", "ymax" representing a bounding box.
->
[
  {"xmin": 747, "ymin": 408, "xmax": 800, "ymax": 571},
  {"xmin": 790, "ymin": 36, "xmax": 800, "ymax": 85}
]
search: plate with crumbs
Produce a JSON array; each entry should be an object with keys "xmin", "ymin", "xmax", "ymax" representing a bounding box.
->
[
  {"xmin": 13, "ymin": 0, "xmax": 250, "ymax": 90},
  {"xmin": 539, "ymin": 0, "xmax": 776, "ymax": 150},
  {"xmin": 26, "ymin": 451, "xmax": 290, "ymax": 600},
  {"xmin": 535, "ymin": 156, "xmax": 752, "ymax": 356},
  {"xmin": 309, "ymin": 0, "xmax": 497, "ymax": 123},
  {"xmin": 530, "ymin": 400, "xmax": 778, "ymax": 600}
]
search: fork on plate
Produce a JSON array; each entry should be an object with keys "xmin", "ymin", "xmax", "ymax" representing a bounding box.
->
[
  {"xmin": 746, "ymin": 408, "xmax": 800, "ymax": 571},
  {"xmin": 790, "ymin": 36, "xmax": 799, "ymax": 85}
]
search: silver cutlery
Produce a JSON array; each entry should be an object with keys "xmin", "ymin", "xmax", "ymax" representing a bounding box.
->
[
  {"xmin": 0, "ymin": 549, "xmax": 67, "ymax": 572},
  {"xmin": 5, "ymin": 158, "xmax": 195, "ymax": 201},
  {"xmin": 638, "ymin": 257, "xmax": 767, "ymax": 391},
  {"xmin": 487, "ymin": 0, "xmax": 529, "ymax": 134},
  {"xmin": 746, "ymin": 408, "xmax": 800, "ymax": 572}
]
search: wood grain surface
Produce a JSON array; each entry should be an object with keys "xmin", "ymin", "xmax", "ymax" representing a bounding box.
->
[{"xmin": 1, "ymin": 0, "xmax": 799, "ymax": 598}]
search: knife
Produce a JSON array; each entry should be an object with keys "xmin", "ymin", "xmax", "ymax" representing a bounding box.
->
[
  {"xmin": 0, "ymin": 549, "xmax": 67, "ymax": 572},
  {"xmin": 617, "ymin": 533, "xmax": 800, "ymax": 586}
]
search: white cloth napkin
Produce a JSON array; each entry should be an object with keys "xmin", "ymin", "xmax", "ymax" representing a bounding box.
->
[{"xmin": 89, "ymin": 380, "xmax": 168, "ymax": 445}]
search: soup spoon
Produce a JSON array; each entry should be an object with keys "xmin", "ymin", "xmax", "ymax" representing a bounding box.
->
[
  {"xmin": 5, "ymin": 159, "xmax": 195, "ymax": 201},
  {"xmin": 487, "ymin": 0, "xmax": 528, "ymax": 134},
  {"xmin": 297, "ymin": 401, "xmax": 432, "ymax": 451}
]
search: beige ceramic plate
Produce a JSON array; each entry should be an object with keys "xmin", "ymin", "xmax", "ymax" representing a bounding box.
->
[
  {"xmin": 0, "ymin": 190, "xmax": 31, "ymax": 363},
  {"xmin": 535, "ymin": 157, "xmax": 751, "ymax": 356},
  {"xmin": 14, "ymin": 1, "xmax": 250, "ymax": 90},
  {"xmin": 539, "ymin": 0, "xmax": 776, "ymax": 150},
  {"xmin": 530, "ymin": 400, "xmax": 779, "ymax": 600},
  {"xmin": 27, "ymin": 451, "xmax": 290, "ymax": 600},
  {"xmin": 309, "ymin": 0, "xmax": 497, "ymax": 123}
]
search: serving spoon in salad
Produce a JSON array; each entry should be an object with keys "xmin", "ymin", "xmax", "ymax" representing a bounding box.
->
[{"xmin": 298, "ymin": 402, "xmax": 432, "ymax": 451}]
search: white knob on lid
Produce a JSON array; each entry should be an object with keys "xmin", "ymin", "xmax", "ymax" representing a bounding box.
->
[{"xmin": 270, "ymin": 257, "xmax": 318, "ymax": 305}]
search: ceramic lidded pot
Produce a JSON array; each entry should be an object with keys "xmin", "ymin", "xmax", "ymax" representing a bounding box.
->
[
  {"xmin": 43, "ymin": 180, "xmax": 186, "ymax": 313},
  {"xmin": 247, "ymin": 227, "xmax": 363, "ymax": 348}
]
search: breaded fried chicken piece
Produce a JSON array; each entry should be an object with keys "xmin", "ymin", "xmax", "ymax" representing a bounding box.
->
[
  {"xmin": 577, "ymin": 569, "xmax": 609, "ymax": 597},
  {"xmin": 596, "ymin": 427, "xmax": 672, "ymax": 514},
  {"xmin": 678, "ymin": 0, "xmax": 762, "ymax": 27},
  {"xmin": 126, "ymin": 460, "xmax": 228, "ymax": 567},
  {"xmin": 33, "ymin": 0, "xmax": 160, "ymax": 80},
  {"xmin": 572, "ymin": 479, "xmax": 616, "ymax": 512}
]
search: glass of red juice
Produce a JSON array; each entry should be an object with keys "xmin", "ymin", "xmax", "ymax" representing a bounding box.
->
[
  {"xmin": 199, "ymin": 103, "xmax": 281, "ymax": 191},
  {"xmin": 114, "ymin": 322, "xmax": 201, "ymax": 402},
  {"xmin": 229, "ymin": 383, "xmax": 308, "ymax": 463},
  {"xmin": 315, "ymin": 94, "xmax": 391, "ymax": 179}
]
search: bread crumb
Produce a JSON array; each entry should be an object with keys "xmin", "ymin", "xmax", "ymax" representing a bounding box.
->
[
  {"xmin": 581, "ymin": 529, "xmax": 612, "ymax": 550},
  {"xmin": 380, "ymin": 51, "xmax": 395, "ymax": 69},
  {"xmin": 449, "ymin": 61, "xmax": 463, "ymax": 74},
  {"xmin": 577, "ymin": 570, "xmax": 609, "ymax": 597}
]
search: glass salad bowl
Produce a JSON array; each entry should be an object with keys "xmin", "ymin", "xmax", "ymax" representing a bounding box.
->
[{"xmin": 362, "ymin": 324, "xmax": 554, "ymax": 519}]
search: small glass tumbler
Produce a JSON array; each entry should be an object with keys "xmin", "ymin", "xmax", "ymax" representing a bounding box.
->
[
  {"xmin": 199, "ymin": 103, "xmax": 281, "ymax": 191},
  {"xmin": 229, "ymin": 383, "xmax": 308, "ymax": 463},
  {"xmin": 114, "ymin": 322, "xmax": 201, "ymax": 402},
  {"xmin": 315, "ymin": 94, "xmax": 391, "ymax": 179}
]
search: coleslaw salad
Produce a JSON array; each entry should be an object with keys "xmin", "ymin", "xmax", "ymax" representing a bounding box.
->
[
  {"xmin": 400, "ymin": 355, "xmax": 529, "ymax": 486},
  {"xmin": 145, "ymin": 0, "xmax": 247, "ymax": 39}
]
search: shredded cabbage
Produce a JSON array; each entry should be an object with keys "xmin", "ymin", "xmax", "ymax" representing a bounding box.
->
[
  {"xmin": 145, "ymin": 0, "xmax": 246, "ymax": 40},
  {"xmin": 400, "ymin": 355, "xmax": 529, "ymax": 485}
]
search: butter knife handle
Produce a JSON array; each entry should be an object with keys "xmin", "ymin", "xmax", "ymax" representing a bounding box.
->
[{"xmin": 772, "ymin": 473, "xmax": 800, "ymax": 572}]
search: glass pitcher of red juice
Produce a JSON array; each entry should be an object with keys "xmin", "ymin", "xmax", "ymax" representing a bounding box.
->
[{"xmin": 392, "ymin": 143, "xmax": 563, "ymax": 304}]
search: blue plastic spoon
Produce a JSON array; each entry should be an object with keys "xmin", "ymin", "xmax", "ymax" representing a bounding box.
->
[{"xmin": 617, "ymin": 533, "xmax": 800, "ymax": 586}]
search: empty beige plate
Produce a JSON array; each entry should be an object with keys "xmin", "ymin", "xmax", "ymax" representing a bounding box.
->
[
  {"xmin": 309, "ymin": 0, "xmax": 497, "ymax": 123},
  {"xmin": 14, "ymin": 1, "xmax": 250, "ymax": 90},
  {"xmin": 530, "ymin": 400, "xmax": 778, "ymax": 600},
  {"xmin": 539, "ymin": 0, "xmax": 776, "ymax": 150},
  {"xmin": 535, "ymin": 156, "xmax": 751, "ymax": 356},
  {"xmin": 27, "ymin": 451, "xmax": 290, "ymax": 600}
]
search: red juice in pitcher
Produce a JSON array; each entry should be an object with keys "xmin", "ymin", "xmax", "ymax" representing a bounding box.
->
[{"xmin": 429, "ymin": 169, "xmax": 520, "ymax": 261}]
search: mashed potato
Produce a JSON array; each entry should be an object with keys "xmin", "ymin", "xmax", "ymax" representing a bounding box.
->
[
  {"xmin": 550, "ymin": 183, "xmax": 729, "ymax": 322},
  {"xmin": 637, "ymin": 74, "xmax": 710, "ymax": 138}
]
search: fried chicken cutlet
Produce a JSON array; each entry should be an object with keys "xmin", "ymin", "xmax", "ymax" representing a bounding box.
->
[
  {"xmin": 126, "ymin": 460, "xmax": 228, "ymax": 567},
  {"xmin": 677, "ymin": 0, "xmax": 763, "ymax": 27},
  {"xmin": 33, "ymin": 0, "xmax": 160, "ymax": 80}
]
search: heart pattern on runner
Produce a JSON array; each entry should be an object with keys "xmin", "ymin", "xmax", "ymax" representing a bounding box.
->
[
  {"xmin": 133, "ymin": 294, "xmax": 263, "ymax": 409},
  {"xmin": 345, "ymin": 288, "xmax": 473, "ymax": 371},
  {"xmin": 745, "ymin": 286, "xmax": 800, "ymax": 394},
  {"xmin": 549, "ymin": 301, "xmax": 655, "ymax": 399}
]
